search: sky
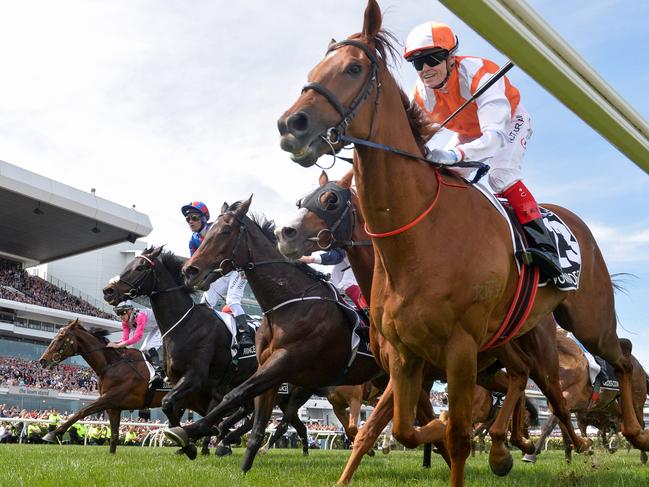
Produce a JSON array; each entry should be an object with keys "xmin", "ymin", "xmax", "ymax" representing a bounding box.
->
[{"xmin": 0, "ymin": 1, "xmax": 647, "ymax": 364}]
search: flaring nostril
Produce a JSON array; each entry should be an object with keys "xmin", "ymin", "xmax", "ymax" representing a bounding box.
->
[
  {"xmin": 282, "ymin": 227, "xmax": 298, "ymax": 240},
  {"xmin": 287, "ymin": 112, "xmax": 309, "ymax": 135},
  {"xmin": 277, "ymin": 118, "xmax": 288, "ymax": 135},
  {"xmin": 184, "ymin": 266, "xmax": 199, "ymax": 277}
]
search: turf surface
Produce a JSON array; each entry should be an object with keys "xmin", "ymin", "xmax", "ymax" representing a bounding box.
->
[{"xmin": 0, "ymin": 445, "xmax": 647, "ymax": 486}]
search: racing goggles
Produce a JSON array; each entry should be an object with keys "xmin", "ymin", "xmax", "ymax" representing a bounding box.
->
[
  {"xmin": 185, "ymin": 213, "xmax": 202, "ymax": 223},
  {"xmin": 409, "ymin": 52, "xmax": 448, "ymax": 71}
]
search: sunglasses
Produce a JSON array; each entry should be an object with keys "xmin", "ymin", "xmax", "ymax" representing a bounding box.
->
[
  {"xmin": 117, "ymin": 310, "xmax": 129, "ymax": 316},
  {"xmin": 185, "ymin": 214, "xmax": 202, "ymax": 223},
  {"xmin": 410, "ymin": 52, "xmax": 448, "ymax": 71}
]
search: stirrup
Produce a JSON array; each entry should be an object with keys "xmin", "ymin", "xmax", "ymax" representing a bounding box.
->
[{"xmin": 516, "ymin": 249, "xmax": 534, "ymax": 266}]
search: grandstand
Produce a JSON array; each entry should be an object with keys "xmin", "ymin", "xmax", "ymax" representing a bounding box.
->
[{"xmin": 0, "ymin": 159, "xmax": 152, "ymax": 413}]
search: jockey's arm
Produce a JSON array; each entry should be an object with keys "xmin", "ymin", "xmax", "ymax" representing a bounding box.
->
[
  {"xmin": 453, "ymin": 77, "xmax": 512, "ymax": 163},
  {"xmin": 314, "ymin": 248, "xmax": 347, "ymax": 266},
  {"xmin": 225, "ymin": 271, "xmax": 247, "ymax": 316},
  {"xmin": 120, "ymin": 313, "xmax": 147, "ymax": 346}
]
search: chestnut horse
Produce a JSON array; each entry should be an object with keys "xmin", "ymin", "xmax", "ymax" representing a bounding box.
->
[
  {"xmin": 277, "ymin": 170, "xmax": 587, "ymax": 481},
  {"xmin": 163, "ymin": 202, "xmax": 392, "ymax": 472},
  {"xmin": 523, "ymin": 329, "xmax": 648, "ymax": 464},
  {"xmin": 38, "ymin": 319, "xmax": 188, "ymax": 453},
  {"xmin": 277, "ymin": 2, "xmax": 647, "ymax": 484}
]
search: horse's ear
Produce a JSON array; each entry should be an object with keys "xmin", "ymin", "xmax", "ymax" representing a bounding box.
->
[
  {"xmin": 234, "ymin": 195, "xmax": 253, "ymax": 217},
  {"xmin": 362, "ymin": 0, "xmax": 382, "ymax": 40},
  {"xmin": 221, "ymin": 202, "xmax": 229, "ymax": 214},
  {"xmin": 319, "ymin": 171, "xmax": 329, "ymax": 187},
  {"xmin": 339, "ymin": 169, "xmax": 354, "ymax": 189},
  {"xmin": 71, "ymin": 318, "xmax": 80, "ymax": 326},
  {"xmin": 149, "ymin": 245, "xmax": 164, "ymax": 259},
  {"xmin": 328, "ymin": 38, "xmax": 337, "ymax": 49}
]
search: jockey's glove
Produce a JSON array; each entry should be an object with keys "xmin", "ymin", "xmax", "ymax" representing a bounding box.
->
[{"xmin": 427, "ymin": 149, "xmax": 460, "ymax": 165}]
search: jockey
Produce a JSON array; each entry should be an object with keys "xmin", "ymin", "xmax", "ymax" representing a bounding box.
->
[
  {"xmin": 404, "ymin": 22, "xmax": 562, "ymax": 278},
  {"xmin": 299, "ymin": 248, "xmax": 369, "ymax": 312},
  {"xmin": 107, "ymin": 300, "xmax": 164, "ymax": 383},
  {"xmin": 182, "ymin": 201, "xmax": 255, "ymax": 348}
]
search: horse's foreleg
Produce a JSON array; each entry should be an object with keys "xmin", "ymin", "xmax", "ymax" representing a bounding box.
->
[
  {"xmin": 444, "ymin": 334, "xmax": 478, "ymax": 487},
  {"xmin": 288, "ymin": 412, "xmax": 310, "ymax": 456},
  {"xmin": 260, "ymin": 419, "xmax": 288, "ymax": 454},
  {"xmin": 338, "ymin": 380, "xmax": 395, "ymax": 485},
  {"xmin": 166, "ymin": 350, "xmax": 289, "ymax": 446},
  {"xmin": 523, "ymin": 414, "xmax": 558, "ymax": 463},
  {"xmin": 415, "ymin": 385, "xmax": 444, "ymax": 467},
  {"xmin": 107, "ymin": 409, "xmax": 120, "ymax": 454},
  {"xmin": 241, "ymin": 388, "xmax": 278, "ymax": 473},
  {"xmin": 347, "ymin": 395, "xmax": 361, "ymax": 441},
  {"xmin": 217, "ymin": 414, "xmax": 254, "ymax": 457},
  {"xmin": 161, "ymin": 374, "xmax": 204, "ymax": 425},
  {"xmin": 509, "ymin": 394, "xmax": 535, "ymax": 454},
  {"xmin": 43, "ymin": 392, "xmax": 123, "ymax": 443}
]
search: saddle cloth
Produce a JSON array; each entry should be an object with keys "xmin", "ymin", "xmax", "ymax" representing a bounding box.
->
[
  {"xmin": 472, "ymin": 182, "xmax": 581, "ymax": 291},
  {"xmin": 213, "ymin": 310, "xmax": 260, "ymax": 359}
]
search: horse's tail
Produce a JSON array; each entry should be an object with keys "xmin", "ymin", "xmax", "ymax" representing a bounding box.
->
[
  {"xmin": 610, "ymin": 272, "xmax": 637, "ymax": 296},
  {"xmin": 525, "ymin": 397, "xmax": 540, "ymax": 427}
]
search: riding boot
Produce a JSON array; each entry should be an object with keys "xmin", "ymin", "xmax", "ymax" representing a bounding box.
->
[
  {"xmin": 146, "ymin": 348, "xmax": 164, "ymax": 384},
  {"xmin": 234, "ymin": 314, "xmax": 254, "ymax": 348},
  {"xmin": 502, "ymin": 180, "xmax": 562, "ymax": 279}
]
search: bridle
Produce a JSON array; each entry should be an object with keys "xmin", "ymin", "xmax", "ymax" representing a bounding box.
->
[
  {"xmin": 302, "ymin": 39, "xmax": 381, "ymax": 151},
  {"xmin": 115, "ymin": 254, "xmax": 185, "ymax": 299},
  {"xmin": 297, "ymin": 183, "xmax": 370, "ymax": 250}
]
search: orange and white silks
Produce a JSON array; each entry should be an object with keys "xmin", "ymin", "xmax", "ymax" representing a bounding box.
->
[{"xmin": 411, "ymin": 56, "xmax": 529, "ymax": 181}]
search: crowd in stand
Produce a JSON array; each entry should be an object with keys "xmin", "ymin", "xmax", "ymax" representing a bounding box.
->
[
  {"xmin": 0, "ymin": 259, "xmax": 114, "ymax": 320},
  {"xmin": 430, "ymin": 391, "xmax": 447, "ymax": 406},
  {"xmin": 0, "ymin": 356, "xmax": 98, "ymax": 394}
]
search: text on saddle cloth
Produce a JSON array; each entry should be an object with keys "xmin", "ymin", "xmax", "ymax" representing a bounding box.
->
[{"xmin": 472, "ymin": 182, "xmax": 581, "ymax": 291}]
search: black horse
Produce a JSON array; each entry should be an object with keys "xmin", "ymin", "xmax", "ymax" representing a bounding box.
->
[
  {"xmin": 164, "ymin": 198, "xmax": 384, "ymax": 472},
  {"xmin": 103, "ymin": 247, "xmax": 259, "ymax": 456}
]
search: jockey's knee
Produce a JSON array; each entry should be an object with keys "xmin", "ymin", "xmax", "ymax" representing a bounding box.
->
[{"xmin": 490, "ymin": 170, "xmax": 521, "ymax": 194}]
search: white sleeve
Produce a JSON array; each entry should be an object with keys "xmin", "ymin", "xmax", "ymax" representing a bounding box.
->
[
  {"xmin": 455, "ymin": 76, "xmax": 511, "ymax": 162},
  {"xmin": 202, "ymin": 275, "xmax": 229, "ymax": 308},
  {"xmin": 225, "ymin": 271, "xmax": 246, "ymax": 305}
]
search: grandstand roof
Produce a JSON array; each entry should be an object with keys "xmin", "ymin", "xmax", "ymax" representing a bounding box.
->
[{"xmin": 0, "ymin": 160, "xmax": 153, "ymax": 265}]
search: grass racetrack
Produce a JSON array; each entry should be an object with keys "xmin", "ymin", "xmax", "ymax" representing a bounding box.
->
[{"xmin": 0, "ymin": 445, "xmax": 647, "ymax": 486}]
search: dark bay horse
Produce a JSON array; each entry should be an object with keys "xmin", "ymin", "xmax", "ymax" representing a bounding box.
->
[
  {"xmin": 102, "ymin": 247, "xmax": 258, "ymax": 457},
  {"xmin": 276, "ymin": 170, "xmax": 589, "ymax": 481},
  {"xmin": 38, "ymin": 319, "xmax": 177, "ymax": 453},
  {"xmin": 277, "ymin": 1, "xmax": 648, "ymax": 484},
  {"xmin": 163, "ymin": 200, "xmax": 387, "ymax": 472}
]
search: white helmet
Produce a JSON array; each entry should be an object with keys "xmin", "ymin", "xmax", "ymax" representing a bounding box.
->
[
  {"xmin": 113, "ymin": 300, "xmax": 135, "ymax": 315},
  {"xmin": 404, "ymin": 21, "xmax": 459, "ymax": 60}
]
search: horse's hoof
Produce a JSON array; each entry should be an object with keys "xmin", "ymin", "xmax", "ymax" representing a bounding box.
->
[
  {"xmin": 302, "ymin": 449, "xmax": 309, "ymax": 456},
  {"xmin": 184, "ymin": 443, "xmax": 198, "ymax": 461},
  {"xmin": 521, "ymin": 454, "xmax": 536, "ymax": 463},
  {"xmin": 382, "ymin": 447, "xmax": 390, "ymax": 455},
  {"xmin": 201, "ymin": 449, "xmax": 210, "ymax": 456},
  {"xmin": 366, "ymin": 448, "xmax": 375, "ymax": 457},
  {"xmin": 489, "ymin": 452, "xmax": 514, "ymax": 476},
  {"xmin": 519, "ymin": 439, "xmax": 535, "ymax": 455},
  {"xmin": 640, "ymin": 451, "xmax": 648, "ymax": 465},
  {"xmin": 43, "ymin": 432, "xmax": 57, "ymax": 443},
  {"xmin": 174, "ymin": 449, "xmax": 185, "ymax": 455},
  {"xmin": 164, "ymin": 427, "xmax": 189, "ymax": 448},
  {"xmin": 215, "ymin": 445, "xmax": 232, "ymax": 457},
  {"xmin": 258, "ymin": 448, "xmax": 268, "ymax": 456}
]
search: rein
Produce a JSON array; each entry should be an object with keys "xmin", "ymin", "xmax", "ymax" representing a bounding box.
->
[{"xmin": 160, "ymin": 302, "xmax": 196, "ymax": 340}]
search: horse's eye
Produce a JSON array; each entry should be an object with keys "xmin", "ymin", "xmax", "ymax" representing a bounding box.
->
[
  {"xmin": 346, "ymin": 63, "xmax": 362, "ymax": 76},
  {"xmin": 136, "ymin": 265, "xmax": 145, "ymax": 271}
]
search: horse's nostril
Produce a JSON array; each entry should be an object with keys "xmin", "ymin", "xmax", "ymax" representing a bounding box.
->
[
  {"xmin": 287, "ymin": 112, "xmax": 310, "ymax": 135},
  {"xmin": 282, "ymin": 227, "xmax": 298, "ymax": 241},
  {"xmin": 184, "ymin": 266, "xmax": 200, "ymax": 277}
]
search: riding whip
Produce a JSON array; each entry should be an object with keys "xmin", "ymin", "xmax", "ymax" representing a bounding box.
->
[{"xmin": 438, "ymin": 61, "xmax": 515, "ymax": 130}]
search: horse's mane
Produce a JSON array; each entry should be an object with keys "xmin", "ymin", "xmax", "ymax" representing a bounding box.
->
[
  {"xmin": 89, "ymin": 327, "xmax": 110, "ymax": 342},
  {"xmin": 228, "ymin": 201, "xmax": 328, "ymax": 282},
  {"xmin": 350, "ymin": 30, "xmax": 431, "ymax": 155}
]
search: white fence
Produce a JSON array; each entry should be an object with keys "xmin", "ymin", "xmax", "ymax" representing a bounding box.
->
[{"xmin": 0, "ymin": 417, "xmax": 344, "ymax": 449}]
